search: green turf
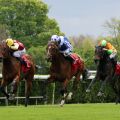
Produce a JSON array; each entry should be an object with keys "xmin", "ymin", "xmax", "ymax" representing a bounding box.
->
[{"xmin": 0, "ymin": 103, "xmax": 120, "ymax": 120}]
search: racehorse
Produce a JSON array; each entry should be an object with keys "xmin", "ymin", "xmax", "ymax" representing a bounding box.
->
[
  {"xmin": 112, "ymin": 62, "xmax": 120, "ymax": 103},
  {"xmin": 86, "ymin": 46, "xmax": 120, "ymax": 104},
  {"xmin": 0, "ymin": 40, "xmax": 35, "ymax": 107},
  {"xmin": 86, "ymin": 46, "xmax": 115, "ymax": 96},
  {"xmin": 46, "ymin": 41, "xmax": 88, "ymax": 106}
]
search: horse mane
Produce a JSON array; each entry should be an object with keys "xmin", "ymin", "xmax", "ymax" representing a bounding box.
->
[
  {"xmin": 47, "ymin": 41, "xmax": 59, "ymax": 48},
  {"xmin": 47, "ymin": 41, "xmax": 66, "ymax": 62}
]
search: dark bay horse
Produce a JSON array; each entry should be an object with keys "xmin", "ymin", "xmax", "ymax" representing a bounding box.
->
[
  {"xmin": 86, "ymin": 46, "xmax": 115, "ymax": 96},
  {"xmin": 46, "ymin": 41, "xmax": 88, "ymax": 106},
  {"xmin": 0, "ymin": 40, "xmax": 35, "ymax": 106},
  {"xmin": 86, "ymin": 46, "xmax": 120, "ymax": 103}
]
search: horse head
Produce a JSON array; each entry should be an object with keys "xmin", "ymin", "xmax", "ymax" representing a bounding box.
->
[
  {"xmin": 46, "ymin": 41, "xmax": 59, "ymax": 62},
  {"xmin": 94, "ymin": 46, "xmax": 108, "ymax": 64},
  {"xmin": 0, "ymin": 40, "xmax": 11, "ymax": 61}
]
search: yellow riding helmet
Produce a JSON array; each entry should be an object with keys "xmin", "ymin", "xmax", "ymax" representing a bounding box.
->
[{"xmin": 6, "ymin": 38, "xmax": 14, "ymax": 47}]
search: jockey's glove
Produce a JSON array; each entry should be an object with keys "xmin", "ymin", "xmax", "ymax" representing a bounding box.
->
[
  {"xmin": 10, "ymin": 45, "xmax": 18, "ymax": 50},
  {"xmin": 64, "ymin": 52, "xmax": 69, "ymax": 56},
  {"xmin": 10, "ymin": 43, "xmax": 19, "ymax": 50},
  {"xmin": 107, "ymin": 49, "xmax": 113, "ymax": 55}
]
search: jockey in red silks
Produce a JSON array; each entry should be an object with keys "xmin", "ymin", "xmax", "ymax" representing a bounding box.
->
[
  {"xmin": 6, "ymin": 38, "xmax": 27, "ymax": 66},
  {"xmin": 51, "ymin": 35, "xmax": 74, "ymax": 63}
]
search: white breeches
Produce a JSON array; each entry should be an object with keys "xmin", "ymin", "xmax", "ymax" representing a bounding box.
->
[
  {"xmin": 60, "ymin": 48, "xmax": 72, "ymax": 56},
  {"xmin": 109, "ymin": 52, "xmax": 117, "ymax": 59},
  {"xmin": 13, "ymin": 48, "xmax": 26, "ymax": 58}
]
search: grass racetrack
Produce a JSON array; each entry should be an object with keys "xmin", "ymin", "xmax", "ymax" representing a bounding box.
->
[{"xmin": 0, "ymin": 103, "xmax": 120, "ymax": 120}]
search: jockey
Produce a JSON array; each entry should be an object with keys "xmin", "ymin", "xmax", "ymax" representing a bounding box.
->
[
  {"xmin": 99, "ymin": 39, "xmax": 117, "ymax": 66},
  {"xmin": 51, "ymin": 35, "xmax": 74, "ymax": 62},
  {"xmin": 6, "ymin": 38, "xmax": 27, "ymax": 66},
  {"xmin": 51, "ymin": 35, "xmax": 73, "ymax": 56}
]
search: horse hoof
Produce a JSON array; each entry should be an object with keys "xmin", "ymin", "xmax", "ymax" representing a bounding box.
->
[
  {"xmin": 86, "ymin": 89, "xmax": 90, "ymax": 93},
  {"xmin": 60, "ymin": 100, "xmax": 65, "ymax": 107},
  {"xmin": 97, "ymin": 92, "xmax": 104, "ymax": 97},
  {"xmin": 8, "ymin": 93, "xmax": 15, "ymax": 100}
]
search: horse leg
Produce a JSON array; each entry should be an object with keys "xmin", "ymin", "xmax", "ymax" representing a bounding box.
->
[
  {"xmin": 24, "ymin": 79, "xmax": 32, "ymax": 107},
  {"xmin": 86, "ymin": 71, "xmax": 100, "ymax": 93},
  {"xmin": 0, "ymin": 80, "xmax": 9, "ymax": 99},
  {"xmin": 97, "ymin": 76, "xmax": 111, "ymax": 97},
  {"xmin": 82, "ymin": 68, "xmax": 90, "ymax": 81},
  {"xmin": 60, "ymin": 79, "xmax": 68, "ymax": 107},
  {"xmin": 43, "ymin": 76, "xmax": 56, "ymax": 104},
  {"xmin": 113, "ymin": 75, "xmax": 120, "ymax": 104},
  {"xmin": 9, "ymin": 75, "xmax": 20, "ymax": 100},
  {"xmin": 97, "ymin": 80, "xmax": 106, "ymax": 96},
  {"xmin": 67, "ymin": 72, "xmax": 80, "ymax": 100},
  {"xmin": 86, "ymin": 77, "xmax": 97, "ymax": 93}
]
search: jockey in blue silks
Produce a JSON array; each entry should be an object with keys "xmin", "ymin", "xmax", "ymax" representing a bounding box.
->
[{"xmin": 51, "ymin": 35, "xmax": 73, "ymax": 57}]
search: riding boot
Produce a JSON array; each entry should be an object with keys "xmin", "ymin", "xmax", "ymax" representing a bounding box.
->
[
  {"xmin": 16, "ymin": 57, "xmax": 27, "ymax": 66},
  {"xmin": 65, "ymin": 55, "xmax": 74, "ymax": 63},
  {"xmin": 111, "ymin": 58, "xmax": 117, "ymax": 68}
]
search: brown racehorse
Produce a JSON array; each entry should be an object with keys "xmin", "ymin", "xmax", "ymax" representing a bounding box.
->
[
  {"xmin": 46, "ymin": 41, "xmax": 88, "ymax": 106},
  {"xmin": 0, "ymin": 40, "xmax": 35, "ymax": 107}
]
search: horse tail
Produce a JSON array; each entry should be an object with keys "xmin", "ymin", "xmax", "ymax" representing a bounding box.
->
[
  {"xmin": 35, "ymin": 65, "xmax": 42, "ymax": 69},
  {"xmin": 35, "ymin": 65, "xmax": 42, "ymax": 70},
  {"xmin": 82, "ymin": 68, "xmax": 89, "ymax": 81}
]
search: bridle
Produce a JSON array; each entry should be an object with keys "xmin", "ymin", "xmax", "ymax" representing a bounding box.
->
[{"xmin": 46, "ymin": 42, "xmax": 59, "ymax": 61}]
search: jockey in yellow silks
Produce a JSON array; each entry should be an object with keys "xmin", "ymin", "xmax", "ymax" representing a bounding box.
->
[{"xmin": 6, "ymin": 38, "xmax": 26, "ymax": 66}]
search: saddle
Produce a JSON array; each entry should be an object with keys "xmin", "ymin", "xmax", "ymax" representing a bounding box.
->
[
  {"xmin": 65, "ymin": 53, "xmax": 83, "ymax": 73},
  {"xmin": 65, "ymin": 55, "xmax": 74, "ymax": 63}
]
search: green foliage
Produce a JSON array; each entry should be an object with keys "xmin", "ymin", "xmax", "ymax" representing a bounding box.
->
[
  {"xmin": 0, "ymin": 0, "xmax": 119, "ymax": 104},
  {"xmin": 0, "ymin": 0, "xmax": 61, "ymax": 48},
  {"xmin": 104, "ymin": 18, "xmax": 120, "ymax": 60},
  {"xmin": 0, "ymin": 24, "xmax": 10, "ymax": 41},
  {"xmin": 27, "ymin": 45, "xmax": 49, "ymax": 74},
  {"xmin": 71, "ymin": 35, "xmax": 95, "ymax": 69}
]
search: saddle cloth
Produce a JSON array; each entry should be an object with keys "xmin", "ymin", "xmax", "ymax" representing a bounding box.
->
[
  {"xmin": 70, "ymin": 53, "xmax": 83, "ymax": 74},
  {"xmin": 115, "ymin": 62, "xmax": 120, "ymax": 75},
  {"xmin": 21, "ymin": 54, "xmax": 31, "ymax": 73}
]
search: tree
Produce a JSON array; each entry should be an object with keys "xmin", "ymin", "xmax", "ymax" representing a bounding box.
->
[
  {"xmin": 0, "ymin": 0, "xmax": 61, "ymax": 48},
  {"xmin": 27, "ymin": 45, "xmax": 49, "ymax": 74},
  {"xmin": 0, "ymin": 24, "xmax": 10, "ymax": 41},
  {"xmin": 104, "ymin": 18, "xmax": 120, "ymax": 60},
  {"xmin": 71, "ymin": 35, "xmax": 95, "ymax": 69},
  {"xmin": 104, "ymin": 18, "xmax": 120, "ymax": 47}
]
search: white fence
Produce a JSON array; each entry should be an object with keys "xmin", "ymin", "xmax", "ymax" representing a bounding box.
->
[
  {"xmin": 0, "ymin": 70, "xmax": 96, "ymax": 105},
  {"xmin": 33, "ymin": 70, "xmax": 96, "ymax": 80},
  {"xmin": 0, "ymin": 70, "xmax": 96, "ymax": 80}
]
